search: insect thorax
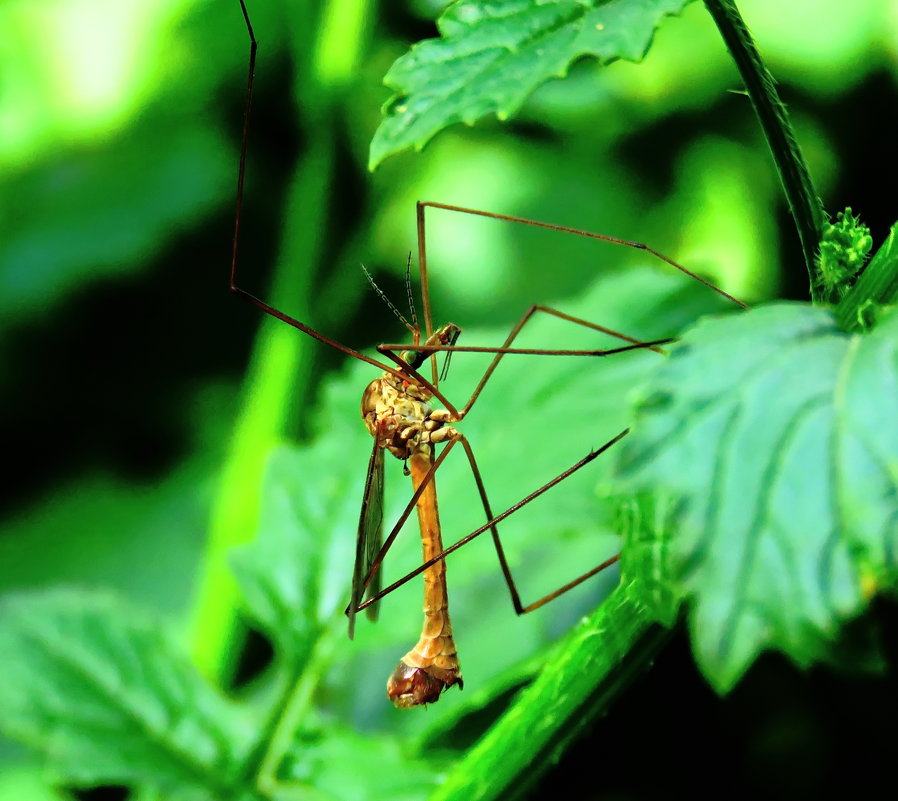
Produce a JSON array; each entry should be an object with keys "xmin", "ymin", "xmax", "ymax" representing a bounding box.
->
[{"xmin": 360, "ymin": 374, "xmax": 444, "ymax": 461}]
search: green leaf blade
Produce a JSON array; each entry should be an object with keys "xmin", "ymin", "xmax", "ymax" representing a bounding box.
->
[
  {"xmin": 619, "ymin": 304, "xmax": 898, "ymax": 691},
  {"xmin": 231, "ymin": 447, "xmax": 338, "ymax": 664},
  {"xmin": 0, "ymin": 589, "xmax": 253, "ymax": 796},
  {"xmin": 370, "ymin": 0, "xmax": 695, "ymax": 168},
  {"xmin": 838, "ymin": 312, "xmax": 898, "ymax": 577}
]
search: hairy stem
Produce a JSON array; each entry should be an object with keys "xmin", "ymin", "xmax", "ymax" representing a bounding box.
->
[
  {"xmin": 703, "ymin": 0, "xmax": 825, "ymax": 298},
  {"xmin": 429, "ymin": 580, "xmax": 671, "ymax": 801}
]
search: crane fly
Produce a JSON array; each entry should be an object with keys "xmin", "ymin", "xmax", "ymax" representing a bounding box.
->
[{"xmin": 231, "ymin": 0, "xmax": 747, "ymax": 708}]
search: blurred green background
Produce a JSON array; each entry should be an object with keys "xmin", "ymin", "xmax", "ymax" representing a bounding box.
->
[{"xmin": 0, "ymin": 0, "xmax": 896, "ymax": 798}]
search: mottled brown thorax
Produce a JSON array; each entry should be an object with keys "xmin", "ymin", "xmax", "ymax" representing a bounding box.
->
[{"xmin": 360, "ymin": 374, "xmax": 436, "ymax": 461}]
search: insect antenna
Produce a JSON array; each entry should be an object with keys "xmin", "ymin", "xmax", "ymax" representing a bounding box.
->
[
  {"xmin": 404, "ymin": 252, "xmax": 419, "ymax": 334},
  {"xmin": 400, "ymin": 251, "xmax": 458, "ymax": 382},
  {"xmin": 361, "ymin": 263, "xmax": 416, "ymax": 337}
]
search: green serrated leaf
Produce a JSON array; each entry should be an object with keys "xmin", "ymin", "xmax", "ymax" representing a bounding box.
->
[
  {"xmin": 370, "ymin": 0, "xmax": 695, "ymax": 168},
  {"xmin": 0, "ymin": 588, "xmax": 254, "ymax": 798},
  {"xmin": 618, "ymin": 303, "xmax": 898, "ymax": 691}
]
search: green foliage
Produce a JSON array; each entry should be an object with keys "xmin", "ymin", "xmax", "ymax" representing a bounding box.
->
[
  {"xmin": 814, "ymin": 207, "xmax": 874, "ymax": 304},
  {"xmin": 230, "ymin": 445, "xmax": 348, "ymax": 667},
  {"xmin": 0, "ymin": 125, "xmax": 232, "ymax": 321},
  {"xmin": 702, "ymin": 0, "xmax": 825, "ymax": 288},
  {"xmin": 0, "ymin": 267, "xmax": 728, "ymax": 797},
  {"xmin": 0, "ymin": 589, "xmax": 255, "ymax": 799},
  {"xmin": 370, "ymin": 0, "xmax": 695, "ymax": 168},
  {"xmin": 2, "ymin": 0, "xmax": 898, "ymax": 798},
  {"xmin": 616, "ymin": 490, "xmax": 683, "ymax": 625},
  {"xmin": 619, "ymin": 304, "xmax": 898, "ymax": 690},
  {"xmin": 836, "ymin": 221, "xmax": 898, "ymax": 332},
  {"xmin": 429, "ymin": 580, "xmax": 669, "ymax": 801}
]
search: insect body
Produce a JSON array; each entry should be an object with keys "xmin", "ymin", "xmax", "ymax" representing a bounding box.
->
[
  {"xmin": 232, "ymin": 0, "xmax": 746, "ymax": 709},
  {"xmin": 359, "ymin": 325, "xmax": 465, "ymax": 706}
]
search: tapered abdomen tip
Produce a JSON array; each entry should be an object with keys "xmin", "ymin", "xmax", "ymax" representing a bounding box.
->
[{"xmin": 387, "ymin": 661, "xmax": 463, "ymax": 708}]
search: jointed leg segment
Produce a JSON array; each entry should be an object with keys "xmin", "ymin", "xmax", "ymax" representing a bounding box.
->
[{"xmin": 351, "ymin": 428, "xmax": 630, "ymax": 619}]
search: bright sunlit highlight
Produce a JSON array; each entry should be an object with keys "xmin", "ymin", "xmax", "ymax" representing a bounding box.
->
[{"xmin": 0, "ymin": 0, "xmax": 189, "ymax": 165}]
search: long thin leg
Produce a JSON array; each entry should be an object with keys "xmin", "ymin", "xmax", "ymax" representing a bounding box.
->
[
  {"xmin": 373, "ymin": 329, "xmax": 671, "ymax": 421},
  {"xmin": 230, "ymin": 0, "xmax": 407, "ymax": 383},
  {"xmin": 354, "ymin": 430, "xmax": 629, "ymax": 616},
  {"xmin": 404, "ymin": 199, "xmax": 746, "ymax": 417},
  {"xmin": 416, "ymin": 201, "xmax": 749, "ymax": 310},
  {"xmin": 381, "ymin": 306, "xmax": 671, "ymax": 420},
  {"xmin": 456, "ymin": 434, "xmax": 623, "ymax": 614},
  {"xmin": 345, "ymin": 437, "xmax": 463, "ymax": 614},
  {"xmin": 457, "ymin": 305, "xmax": 663, "ymax": 419}
]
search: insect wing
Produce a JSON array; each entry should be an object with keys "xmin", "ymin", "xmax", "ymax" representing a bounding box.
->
[{"xmin": 348, "ymin": 441, "xmax": 385, "ymax": 639}]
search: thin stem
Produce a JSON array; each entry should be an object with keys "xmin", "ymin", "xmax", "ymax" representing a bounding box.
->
[
  {"xmin": 703, "ymin": 0, "xmax": 824, "ymax": 298},
  {"xmin": 251, "ymin": 624, "xmax": 342, "ymax": 793},
  {"xmin": 193, "ymin": 0, "xmax": 374, "ymax": 684},
  {"xmin": 428, "ymin": 580, "xmax": 672, "ymax": 801}
]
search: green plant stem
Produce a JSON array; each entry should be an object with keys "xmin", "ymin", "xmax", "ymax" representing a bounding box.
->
[
  {"xmin": 836, "ymin": 222, "xmax": 898, "ymax": 332},
  {"xmin": 190, "ymin": 135, "xmax": 333, "ymax": 682},
  {"xmin": 703, "ymin": 0, "xmax": 824, "ymax": 298},
  {"xmin": 250, "ymin": 623, "xmax": 342, "ymax": 796},
  {"xmin": 190, "ymin": 0, "xmax": 373, "ymax": 686},
  {"xmin": 429, "ymin": 580, "xmax": 670, "ymax": 801}
]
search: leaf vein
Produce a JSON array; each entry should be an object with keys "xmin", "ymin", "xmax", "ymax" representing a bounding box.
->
[{"xmin": 717, "ymin": 393, "xmax": 831, "ymax": 664}]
